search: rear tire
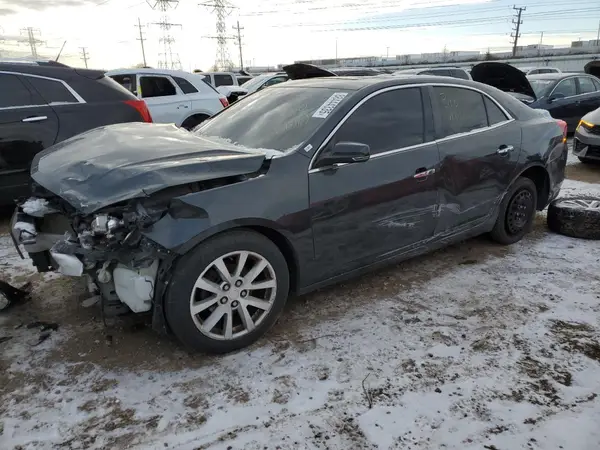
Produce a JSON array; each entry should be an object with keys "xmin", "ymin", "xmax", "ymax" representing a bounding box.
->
[
  {"xmin": 547, "ymin": 197, "xmax": 600, "ymax": 240},
  {"xmin": 490, "ymin": 177, "xmax": 538, "ymax": 245},
  {"xmin": 165, "ymin": 230, "xmax": 289, "ymax": 354},
  {"xmin": 181, "ymin": 114, "xmax": 210, "ymax": 131}
]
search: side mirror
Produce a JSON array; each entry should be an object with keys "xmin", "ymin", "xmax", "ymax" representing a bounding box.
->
[
  {"xmin": 548, "ymin": 93, "xmax": 565, "ymax": 103},
  {"xmin": 315, "ymin": 141, "xmax": 370, "ymax": 169}
]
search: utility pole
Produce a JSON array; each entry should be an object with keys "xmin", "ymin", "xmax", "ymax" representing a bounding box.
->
[
  {"xmin": 20, "ymin": 27, "xmax": 43, "ymax": 58},
  {"xmin": 233, "ymin": 20, "xmax": 244, "ymax": 70},
  {"xmin": 538, "ymin": 31, "xmax": 543, "ymax": 56},
  {"xmin": 135, "ymin": 18, "xmax": 148, "ymax": 67},
  {"xmin": 80, "ymin": 47, "xmax": 89, "ymax": 68},
  {"xmin": 596, "ymin": 19, "xmax": 599, "ymax": 46},
  {"xmin": 511, "ymin": 5, "xmax": 526, "ymax": 58},
  {"xmin": 335, "ymin": 38, "xmax": 338, "ymax": 64},
  {"xmin": 386, "ymin": 46, "xmax": 390, "ymax": 58}
]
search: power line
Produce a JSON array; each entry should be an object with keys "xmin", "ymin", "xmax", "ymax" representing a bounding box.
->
[
  {"xmin": 233, "ymin": 20, "xmax": 244, "ymax": 70},
  {"xmin": 80, "ymin": 46, "xmax": 90, "ymax": 68},
  {"xmin": 135, "ymin": 17, "xmax": 148, "ymax": 67},
  {"xmin": 511, "ymin": 5, "xmax": 526, "ymax": 57}
]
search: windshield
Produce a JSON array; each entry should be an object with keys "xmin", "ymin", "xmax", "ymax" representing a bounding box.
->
[
  {"xmin": 528, "ymin": 79, "xmax": 555, "ymax": 98},
  {"xmin": 195, "ymin": 86, "xmax": 351, "ymax": 152},
  {"xmin": 240, "ymin": 74, "xmax": 272, "ymax": 92}
]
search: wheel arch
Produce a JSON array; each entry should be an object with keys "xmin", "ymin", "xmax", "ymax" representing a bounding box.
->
[
  {"xmin": 180, "ymin": 111, "xmax": 212, "ymax": 127},
  {"xmin": 513, "ymin": 163, "xmax": 550, "ymax": 210},
  {"xmin": 176, "ymin": 219, "xmax": 301, "ymax": 295}
]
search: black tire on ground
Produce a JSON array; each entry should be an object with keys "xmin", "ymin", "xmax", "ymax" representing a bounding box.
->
[
  {"xmin": 547, "ymin": 197, "xmax": 600, "ymax": 240},
  {"xmin": 181, "ymin": 114, "xmax": 210, "ymax": 131},
  {"xmin": 164, "ymin": 229, "xmax": 290, "ymax": 354},
  {"xmin": 490, "ymin": 177, "xmax": 538, "ymax": 245}
]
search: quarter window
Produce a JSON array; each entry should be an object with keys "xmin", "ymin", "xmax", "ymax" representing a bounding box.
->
[
  {"xmin": 578, "ymin": 77, "xmax": 598, "ymax": 94},
  {"xmin": 173, "ymin": 76, "xmax": 198, "ymax": 94},
  {"xmin": 26, "ymin": 77, "xmax": 78, "ymax": 104},
  {"xmin": 433, "ymin": 87, "xmax": 487, "ymax": 137},
  {"xmin": 552, "ymin": 78, "xmax": 577, "ymax": 98},
  {"xmin": 332, "ymin": 88, "xmax": 425, "ymax": 155},
  {"xmin": 139, "ymin": 76, "xmax": 177, "ymax": 98},
  {"xmin": 110, "ymin": 74, "xmax": 137, "ymax": 94},
  {"xmin": 214, "ymin": 74, "xmax": 234, "ymax": 87},
  {"xmin": 0, "ymin": 74, "xmax": 36, "ymax": 108},
  {"xmin": 484, "ymin": 97, "xmax": 508, "ymax": 125}
]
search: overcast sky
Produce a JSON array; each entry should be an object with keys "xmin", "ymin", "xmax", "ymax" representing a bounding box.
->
[{"xmin": 0, "ymin": 0, "xmax": 598, "ymax": 70}]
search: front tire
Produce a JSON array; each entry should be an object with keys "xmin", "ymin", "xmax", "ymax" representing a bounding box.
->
[
  {"xmin": 165, "ymin": 230, "xmax": 289, "ymax": 354},
  {"xmin": 490, "ymin": 177, "xmax": 538, "ymax": 245},
  {"xmin": 181, "ymin": 114, "xmax": 210, "ymax": 131}
]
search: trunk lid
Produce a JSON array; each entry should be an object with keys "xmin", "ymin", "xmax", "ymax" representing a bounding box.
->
[
  {"xmin": 31, "ymin": 123, "xmax": 269, "ymax": 214},
  {"xmin": 471, "ymin": 62, "xmax": 537, "ymax": 100}
]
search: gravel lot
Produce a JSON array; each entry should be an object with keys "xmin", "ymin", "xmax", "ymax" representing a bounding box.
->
[{"xmin": 1, "ymin": 150, "xmax": 600, "ymax": 450}]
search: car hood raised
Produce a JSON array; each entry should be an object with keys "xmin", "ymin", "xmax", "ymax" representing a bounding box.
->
[
  {"xmin": 471, "ymin": 62, "xmax": 537, "ymax": 100},
  {"xmin": 282, "ymin": 63, "xmax": 337, "ymax": 80},
  {"xmin": 31, "ymin": 123, "xmax": 269, "ymax": 214}
]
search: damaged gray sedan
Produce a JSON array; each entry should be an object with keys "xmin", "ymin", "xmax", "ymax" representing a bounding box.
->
[{"xmin": 12, "ymin": 75, "xmax": 566, "ymax": 353}]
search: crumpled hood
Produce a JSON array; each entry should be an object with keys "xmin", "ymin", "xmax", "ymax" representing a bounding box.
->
[
  {"xmin": 471, "ymin": 62, "xmax": 537, "ymax": 100},
  {"xmin": 31, "ymin": 123, "xmax": 268, "ymax": 214}
]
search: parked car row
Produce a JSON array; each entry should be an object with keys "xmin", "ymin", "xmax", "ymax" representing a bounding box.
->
[{"xmin": 11, "ymin": 68, "xmax": 568, "ymax": 354}]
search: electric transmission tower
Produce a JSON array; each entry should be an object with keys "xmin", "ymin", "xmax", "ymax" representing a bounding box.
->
[
  {"xmin": 511, "ymin": 5, "xmax": 526, "ymax": 57},
  {"xmin": 20, "ymin": 27, "xmax": 44, "ymax": 58},
  {"xmin": 147, "ymin": 0, "xmax": 182, "ymax": 69},
  {"xmin": 201, "ymin": 0, "xmax": 235, "ymax": 70}
]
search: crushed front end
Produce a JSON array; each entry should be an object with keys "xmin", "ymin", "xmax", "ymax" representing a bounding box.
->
[{"xmin": 11, "ymin": 188, "xmax": 177, "ymax": 328}]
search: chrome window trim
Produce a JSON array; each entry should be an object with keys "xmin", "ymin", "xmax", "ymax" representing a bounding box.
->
[
  {"xmin": 308, "ymin": 82, "xmax": 514, "ymax": 173},
  {"xmin": 546, "ymin": 75, "xmax": 600, "ymax": 100},
  {"xmin": 0, "ymin": 70, "xmax": 86, "ymax": 107}
]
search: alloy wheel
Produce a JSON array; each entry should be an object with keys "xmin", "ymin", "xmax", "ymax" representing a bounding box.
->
[
  {"xmin": 189, "ymin": 251, "xmax": 277, "ymax": 340},
  {"xmin": 506, "ymin": 189, "xmax": 534, "ymax": 235},
  {"xmin": 555, "ymin": 199, "xmax": 600, "ymax": 211}
]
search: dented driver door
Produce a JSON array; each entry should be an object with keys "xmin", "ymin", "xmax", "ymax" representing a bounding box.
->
[{"xmin": 430, "ymin": 85, "xmax": 522, "ymax": 234}]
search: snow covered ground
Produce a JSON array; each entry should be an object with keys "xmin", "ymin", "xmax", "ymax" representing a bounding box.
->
[{"xmin": 1, "ymin": 169, "xmax": 600, "ymax": 449}]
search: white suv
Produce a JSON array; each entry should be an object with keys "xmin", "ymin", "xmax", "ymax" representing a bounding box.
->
[{"xmin": 107, "ymin": 68, "xmax": 228, "ymax": 129}]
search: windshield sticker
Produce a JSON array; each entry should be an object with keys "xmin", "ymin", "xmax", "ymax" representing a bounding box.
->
[
  {"xmin": 304, "ymin": 144, "xmax": 313, "ymax": 152},
  {"xmin": 312, "ymin": 92, "xmax": 348, "ymax": 119}
]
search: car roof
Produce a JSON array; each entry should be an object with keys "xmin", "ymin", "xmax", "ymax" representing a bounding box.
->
[
  {"xmin": 275, "ymin": 74, "xmax": 478, "ymax": 91},
  {"xmin": 527, "ymin": 72, "xmax": 579, "ymax": 80},
  {"xmin": 0, "ymin": 62, "xmax": 104, "ymax": 80},
  {"xmin": 107, "ymin": 68, "xmax": 198, "ymax": 78}
]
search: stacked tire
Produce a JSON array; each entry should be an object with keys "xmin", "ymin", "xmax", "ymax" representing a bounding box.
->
[{"xmin": 547, "ymin": 197, "xmax": 600, "ymax": 240}]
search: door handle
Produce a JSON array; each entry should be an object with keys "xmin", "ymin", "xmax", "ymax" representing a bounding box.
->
[
  {"xmin": 413, "ymin": 168, "xmax": 435, "ymax": 179},
  {"xmin": 177, "ymin": 104, "xmax": 189, "ymax": 109},
  {"xmin": 22, "ymin": 116, "xmax": 48, "ymax": 123},
  {"xmin": 496, "ymin": 145, "xmax": 514, "ymax": 156}
]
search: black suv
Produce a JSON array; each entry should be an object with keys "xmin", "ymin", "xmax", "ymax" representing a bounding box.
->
[{"xmin": 0, "ymin": 60, "xmax": 152, "ymax": 205}]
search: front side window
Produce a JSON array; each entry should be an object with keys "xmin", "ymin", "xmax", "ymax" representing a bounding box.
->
[
  {"xmin": 27, "ymin": 77, "xmax": 78, "ymax": 104},
  {"xmin": 433, "ymin": 87, "xmax": 487, "ymax": 137},
  {"xmin": 173, "ymin": 76, "xmax": 198, "ymax": 94},
  {"xmin": 110, "ymin": 74, "xmax": 137, "ymax": 94},
  {"xmin": 139, "ymin": 76, "xmax": 177, "ymax": 98},
  {"xmin": 331, "ymin": 88, "xmax": 424, "ymax": 155},
  {"xmin": 578, "ymin": 77, "xmax": 598, "ymax": 94},
  {"xmin": 214, "ymin": 74, "xmax": 234, "ymax": 87},
  {"xmin": 196, "ymin": 87, "xmax": 351, "ymax": 152},
  {"xmin": 552, "ymin": 78, "xmax": 577, "ymax": 98},
  {"xmin": 0, "ymin": 74, "xmax": 36, "ymax": 108}
]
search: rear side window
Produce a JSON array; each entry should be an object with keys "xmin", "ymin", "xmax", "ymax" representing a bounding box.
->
[
  {"xmin": 140, "ymin": 76, "xmax": 177, "ymax": 98},
  {"xmin": 578, "ymin": 77, "xmax": 598, "ymax": 94},
  {"xmin": 433, "ymin": 87, "xmax": 487, "ymax": 137},
  {"xmin": 484, "ymin": 97, "xmax": 508, "ymax": 125},
  {"xmin": 173, "ymin": 76, "xmax": 198, "ymax": 94},
  {"xmin": 333, "ymin": 88, "xmax": 424, "ymax": 155},
  {"xmin": 450, "ymin": 69, "xmax": 470, "ymax": 80},
  {"xmin": 214, "ymin": 74, "xmax": 234, "ymax": 87},
  {"xmin": 26, "ymin": 76, "xmax": 78, "ymax": 104},
  {"xmin": 0, "ymin": 74, "xmax": 37, "ymax": 108},
  {"xmin": 110, "ymin": 74, "xmax": 137, "ymax": 94}
]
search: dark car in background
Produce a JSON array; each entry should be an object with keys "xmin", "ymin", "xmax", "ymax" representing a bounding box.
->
[
  {"xmin": 0, "ymin": 60, "xmax": 152, "ymax": 205},
  {"xmin": 12, "ymin": 74, "xmax": 566, "ymax": 354},
  {"xmin": 471, "ymin": 62, "xmax": 600, "ymax": 131}
]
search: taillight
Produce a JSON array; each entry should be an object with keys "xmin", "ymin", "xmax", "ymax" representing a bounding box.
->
[
  {"xmin": 124, "ymin": 99, "xmax": 153, "ymax": 123},
  {"xmin": 219, "ymin": 97, "xmax": 229, "ymax": 108},
  {"xmin": 557, "ymin": 119, "xmax": 567, "ymax": 143}
]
